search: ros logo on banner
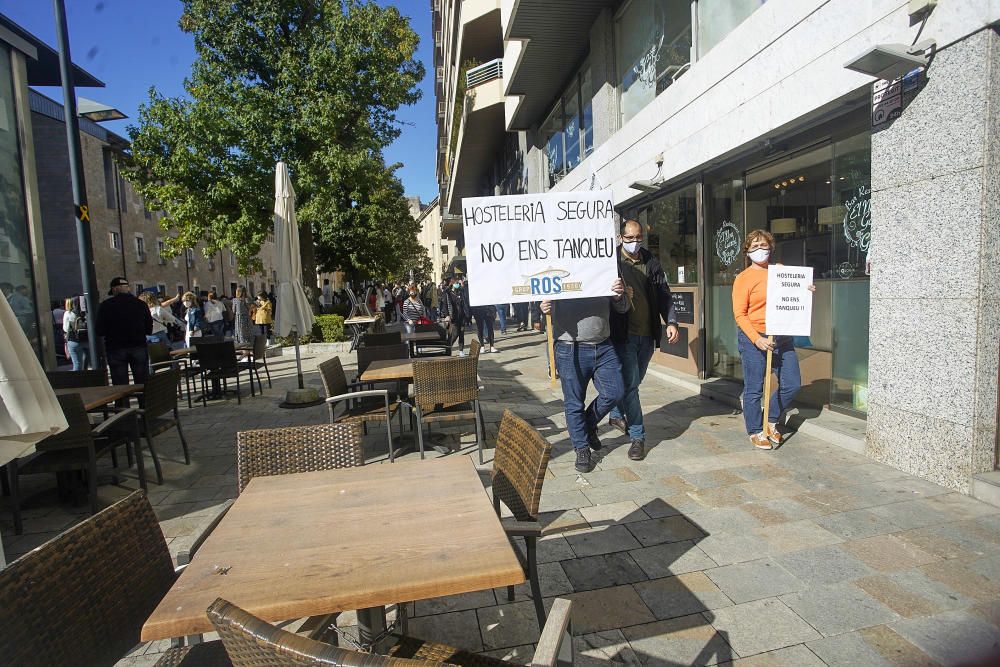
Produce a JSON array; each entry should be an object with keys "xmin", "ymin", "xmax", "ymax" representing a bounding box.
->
[{"xmin": 461, "ymin": 191, "xmax": 620, "ymax": 307}]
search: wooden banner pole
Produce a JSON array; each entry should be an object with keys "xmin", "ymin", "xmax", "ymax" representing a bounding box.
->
[
  {"xmin": 546, "ymin": 312, "xmax": 556, "ymax": 386},
  {"xmin": 761, "ymin": 336, "xmax": 774, "ymax": 437}
]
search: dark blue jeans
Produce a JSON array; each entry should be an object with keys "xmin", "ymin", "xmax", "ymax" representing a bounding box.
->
[
  {"xmin": 107, "ymin": 345, "xmax": 150, "ymax": 386},
  {"xmin": 495, "ymin": 304, "xmax": 507, "ymax": 332},
  {"xmin": 737, "ymin": 331, "xmax": 801, "ymax": 434},
  {"xmin": 554, "ymin": 340, "xmax": 625, "ymax": 451},
  {"xmin": 609, "ymin": 334, "xmax": 655, "ymax": 441}
]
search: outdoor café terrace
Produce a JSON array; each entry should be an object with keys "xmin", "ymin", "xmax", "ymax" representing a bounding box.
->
[{"xmin": 1, "ymin": 326, "xmax": 999, "ymax": 666}]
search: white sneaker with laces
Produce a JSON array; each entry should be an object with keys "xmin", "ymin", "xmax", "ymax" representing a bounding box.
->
[{"xmin": 490, "ymin": 346, "xmax": 499, "ymax": 353}]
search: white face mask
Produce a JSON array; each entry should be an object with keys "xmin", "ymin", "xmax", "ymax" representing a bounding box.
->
[
  {"xmin": 623, "ymin": 241, "xmax": 640, "ymax": 255},
  {"xmin": 748, "ymin": 248, "xmax": 771, "ymax": 264}
]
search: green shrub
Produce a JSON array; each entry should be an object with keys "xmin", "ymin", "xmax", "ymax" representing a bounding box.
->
[
  {"xmin": 275, "ymin": 314, "xmax": 346, "ymax": 346},
  {"xmin": 315, "ymin": 314, "xmax": 346, "ymax": 342}
]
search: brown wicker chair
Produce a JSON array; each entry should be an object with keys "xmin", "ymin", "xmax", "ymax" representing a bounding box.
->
[
  {"xmin": 45, "ymin": 368, "xmax": 107, "ymax": 389},
  {"xmin": 135, "ymin": 368, "xmax": 191, "ymax": 484},
  {"xmin": 235, "ymin": 422, "xmax": 364, "ymax": 494},
  {"xmin": 206, "ymin": 596, "xmax": 573, "ymax": 667},
  {"xmin": 318, "ymin": 356, "xmax": 404, "ymax": 462},
  {"xmin": 491, "ymin": 410, "xmax": 553, "ymax": 631},
  {"xmin": 410, "ymin": 353, "xmax": 484, "ymax": 463},
  {"xmin": 7, "ymin": 393, "xmax": 143, "ymax": 535},
  {"xmin": 362, "ymin": 331, "xmax": 402, "ymax": 347},
  {"xmin": 0, "ymin": 490, "xmax": 231, "ymax": 666}
]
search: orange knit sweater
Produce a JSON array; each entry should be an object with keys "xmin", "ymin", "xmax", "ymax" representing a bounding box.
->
[{"xmin": 732, "ymin": 267, "xmax": 768, "ymax": 341}]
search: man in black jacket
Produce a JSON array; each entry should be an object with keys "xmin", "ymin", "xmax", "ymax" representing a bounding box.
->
[
  {"xmin": 609, "ymin": 219, "xmax": 679, "ymax": 460},
  {"xmin": 96, "ymin": 277, "xmax": 153, "ymax": 388}
]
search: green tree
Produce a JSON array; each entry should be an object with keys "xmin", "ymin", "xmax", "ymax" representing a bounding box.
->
[{"xmin": 124, "ymin": 0, "xmax": 424, "ymax": 304}]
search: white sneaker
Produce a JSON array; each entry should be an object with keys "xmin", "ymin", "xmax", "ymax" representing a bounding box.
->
[
  {"xmin": 458, "ymin": 350, "xmax": 467, "ymax": 357},
  {"xmin": 490, "ymin": 346, "xmax": 499, "ymax": 353}
]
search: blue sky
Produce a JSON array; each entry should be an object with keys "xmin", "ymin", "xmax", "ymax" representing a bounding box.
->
[{"xmin": 0, "ymin": 0, "xmax": 437, "ymax": 203}]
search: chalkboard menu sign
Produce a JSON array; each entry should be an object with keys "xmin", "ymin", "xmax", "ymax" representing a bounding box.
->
[{"xmin": 671, "ymin": 291, "xmax": 694, "ymax": 325}]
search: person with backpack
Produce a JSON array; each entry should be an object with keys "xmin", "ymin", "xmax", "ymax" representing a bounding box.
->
[{"xmin": 63, "ymin": 296, "xmax": 89, "ymax": 370}]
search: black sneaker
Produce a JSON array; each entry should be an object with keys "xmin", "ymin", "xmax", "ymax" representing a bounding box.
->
[
  {"xmin": 628, "ymin": 439, "xmax": 646, "ymax": 461},
  {"xmin": 575, "ymin": 448, "xmax": 593, "ymax": 473},
  {"xmin": 608, "ymin": 416, "xmax": 627, "ymax": 434},
  {"xmin": 586, "ymin": 429, "xmax": 602, "ymax": 451}
]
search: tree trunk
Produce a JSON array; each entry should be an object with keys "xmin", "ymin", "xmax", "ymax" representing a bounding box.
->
[{"xmin": 298, "ymin": 220, "xmax": 322, "ymax": 315}]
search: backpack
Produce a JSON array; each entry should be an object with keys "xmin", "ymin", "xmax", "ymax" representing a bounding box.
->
[{"xmin": 68, "ymin": 312, "xmax": 88, "ymax": 343}]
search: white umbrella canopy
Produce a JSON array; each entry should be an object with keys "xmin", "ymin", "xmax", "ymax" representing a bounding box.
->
[
  {"xmin": 0, "ymin": 290, "xmax": 67, "ymax": 566},
  {"xmin": 273, "ymin": 161, "xmax": 315, "ymax": 339},
  {"xmin": 273, "ymin": 161, "xmax": 316, "ymax": 396}
]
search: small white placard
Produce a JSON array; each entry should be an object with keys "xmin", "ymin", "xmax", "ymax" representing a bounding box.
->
[{"xmin": 765, "ymin": 265, "xmax": 813, "ymax": 336}]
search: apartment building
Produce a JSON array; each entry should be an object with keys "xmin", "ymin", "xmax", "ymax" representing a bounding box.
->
[{"xmin": 435, "ymin": 0, "xmax": 1000, "ymax": 494}]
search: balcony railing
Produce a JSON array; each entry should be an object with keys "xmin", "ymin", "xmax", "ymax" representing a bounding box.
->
[{"xmin": 466, "ymin": 59, "xmax": 502, "ymax": 88}]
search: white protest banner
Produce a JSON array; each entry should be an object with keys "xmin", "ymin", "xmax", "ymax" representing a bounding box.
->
[
  {"xmin": 461, "ymin": 191, "xmax": 619, "ymax": 307},
  {"xmin": 765, "ymin": 265, "xmax": 814, "ymax": 336}
]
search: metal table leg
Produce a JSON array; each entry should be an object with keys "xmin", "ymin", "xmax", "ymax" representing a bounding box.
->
[{"xmin": 356, "ymin": 605, "xmax": 390, "ymax": 653}]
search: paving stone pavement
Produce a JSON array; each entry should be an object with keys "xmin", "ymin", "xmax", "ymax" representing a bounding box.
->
[{"xmin": 2, "ymin": 331, "xmax": 1000, "ymax": 666}]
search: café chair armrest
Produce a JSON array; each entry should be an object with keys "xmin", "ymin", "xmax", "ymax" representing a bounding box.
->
[
  {"xmin": 502, "ymin": 518, "xmax": 543, "ymax": 538},
  {"xmin": 92, "ymin": 408, "xmax": 139, "ymax": 435},
  {"xmin": 326, "ymin": 390, "xmax": 388, "ymax": 404},
  {"xmin": 531, "ymin": 598, "xmax": 573, "ymax": 667}
]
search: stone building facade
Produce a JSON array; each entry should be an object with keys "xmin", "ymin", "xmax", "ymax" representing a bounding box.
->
[{"xmin": 30, "ymin": 90, "xmax": 277, "ymax": 304}]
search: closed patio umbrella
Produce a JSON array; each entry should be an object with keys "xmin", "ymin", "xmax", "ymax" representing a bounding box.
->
[
  {"xmin": 0, "ymin": 291, "xmax": 67, "ymax": 567},
  {"xmin": 272, "ymin": 161, "xmax": 316, "ymax": 401}
]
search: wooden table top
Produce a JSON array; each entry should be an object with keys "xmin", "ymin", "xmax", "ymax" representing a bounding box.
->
[
  {"xmin": 54, "ymin": 384, "xmax": 143, "ymax": 411},
  {"xmin": 361, "ymin": 357, "xmax": 455, "ymax": 382},
  {"xmin": 141, "ymin": 456, "xmax": 523, "ymax": 641}
]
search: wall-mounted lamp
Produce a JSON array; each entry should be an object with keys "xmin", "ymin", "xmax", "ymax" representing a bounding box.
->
[
  {"xmin": 844, "ymin": 41, "xmax": 933, "ymax": 81},
  {"xmin": 630, "ymin": 154, "xmax": 665, "ymax": 194}
]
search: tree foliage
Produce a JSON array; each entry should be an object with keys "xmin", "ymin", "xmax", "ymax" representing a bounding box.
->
[{"xmin": 124, "ymin": 0, "xmax": 425, "ymax": 291}]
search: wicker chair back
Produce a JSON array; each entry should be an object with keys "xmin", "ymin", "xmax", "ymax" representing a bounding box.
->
[
  {"xmin": 317, "ymin": 356, "xmax": 349, "ymax": 399},
  {"xmin": 491, "ymin": 410, "xmax": 552, "ymax": 521},
  {"xmin": 0, "ymin": 491, "xmax": 175, "ymax": 666},
  {"xmin": 235, "ymin": 423, "xmax": 364, "ymax": 494},
  {"xmin": 412, "ymin": 355, "xmax": 478, "ymax": 412}
]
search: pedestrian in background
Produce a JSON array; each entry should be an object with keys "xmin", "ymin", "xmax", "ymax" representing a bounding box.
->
[
  {"xmin": 254, "ymin": 291, "xmax": 273, "ymax": 341},
  {"xmin": 402, "ymin": 283, "xmax": 427, "ymax": 334},
  {"xmin": 495, "ymin": 302, "xmax": 508, "ymax": 335},
  {"xmin": 441, "ymin": 278, "xmax": 471, "ymax": 356},
  {"xmin": 141, "ymin": 291, "xmax": 183, "ymax": 347},
  {"xmin": 607, "ymin": 219, "xmax": 679, "ymax": 461},
  {"xmin": 96, "ymin": 277, "xmax": 153, "ymax": 388},
  {"xmin": 469, "ymin": 284, "xmax": 498, "ymax": 353},
  {"xmin": 203, "ymin": 291, "xmax": 226, "ymax": 337},
  {"xmin": 181, "ymin": 291, "xmax": 209, "ymax": 347},
  {"xmin": 232, "ymin": 285, "xmax": 254, "ymax": 346},
  {"xmin": 63, "ymin": 296, "xmax": 89, "ymax": 370}
]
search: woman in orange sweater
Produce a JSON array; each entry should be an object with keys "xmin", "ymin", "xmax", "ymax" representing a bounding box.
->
[{"xmin": 732, "ymin": 229, "xmax": 810, "ymax": 450}]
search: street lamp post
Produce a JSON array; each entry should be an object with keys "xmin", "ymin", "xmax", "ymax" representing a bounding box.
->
[{"xmin": 53, "ymin": 0, "xmax": 101, "ymax": 367}]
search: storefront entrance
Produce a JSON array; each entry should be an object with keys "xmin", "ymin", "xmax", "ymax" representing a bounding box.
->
[{"xmin": 706, "ymin": 129, "xmax": 871, "ymax": 415}]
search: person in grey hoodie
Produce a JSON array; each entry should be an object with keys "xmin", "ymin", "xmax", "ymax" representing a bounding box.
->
[{"xmin": 540, "ymin": 277, "xmax": 629, "ymax": 472}]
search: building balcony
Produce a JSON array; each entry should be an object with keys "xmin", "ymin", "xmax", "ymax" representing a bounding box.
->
[
  {"xmin": 444, "ymin": 59, "xmax": 505, "ymax": 216},
  {"xmin": 502, "ymin": 0, "xmax": 614, "ymax": 130},
  {"xmin": 457, "ymin": 0, "xmax": 502, "ymax": 65},
  {"xmin": 441, "ymin": 213, "xmax": 463, "ymax": 243}
]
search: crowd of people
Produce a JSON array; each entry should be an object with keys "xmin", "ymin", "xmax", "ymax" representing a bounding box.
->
[{"xmin": 53, "ymin": 282, "xmax": 279, "ymax": 372}]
